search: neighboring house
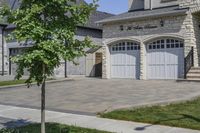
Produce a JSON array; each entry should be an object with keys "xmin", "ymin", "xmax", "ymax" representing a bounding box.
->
[
  {"xmin": 0, "ymin": 0, "xmax": 114, "ymax": 78},
  {"xmin": 98, "ymin": 0, "xmax": 200, "ymax": 80},
  {"xmin": 0, "ymin": 24, "xmax": 8, "ymax": 75}
]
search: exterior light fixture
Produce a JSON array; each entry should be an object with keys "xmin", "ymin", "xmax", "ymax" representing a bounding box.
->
[
  {"xmin": 160, "ymin": 19, "xmax": 164, "ymax": 27},
  {"xmin": 120, "ymin": 25, "xmax": 124, "ymax": 31}
]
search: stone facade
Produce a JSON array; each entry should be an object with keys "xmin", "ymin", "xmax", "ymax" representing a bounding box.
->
[
  {"xmin": 179, "ymin": 0, "xmax": 200, "ymax": 13},
  {"xmin": 54, "ymin": 27, "xmax": 103, "ymax": 78},
  {"xmin": 1, "ymin": 0, "xmax": 113, "ymax": 78},
  {"xmin": 7, "ymin": 27, "xmax": 103, "ymax": 77},
  {"xmin": 101, "ymin": 2, "xmax": 200, "ymax": 79},
  {"xmin": 0, "ymin": 27, "xmax": 8, "ymax": 75}
]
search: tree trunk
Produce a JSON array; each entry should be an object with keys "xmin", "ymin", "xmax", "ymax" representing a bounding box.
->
[{"xmin": 41, "ymin": 65, "xmax": 46, "ymax": 133}]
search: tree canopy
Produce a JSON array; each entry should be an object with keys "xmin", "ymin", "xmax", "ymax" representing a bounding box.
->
[{"xmin": 1, "ymin": 0, "xmax": 97, "ymax": 85}]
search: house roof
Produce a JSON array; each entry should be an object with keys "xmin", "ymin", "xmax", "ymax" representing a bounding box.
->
[
  {"xmin": 5, "ymin": 0, "xmax": 114, "ymax": 30},
  {"xmin": 84, "ymin": 11, "xmax": 114, "ymax": 29},
  {"xmin": 86, "ymin": 46, "xmax": 102, "ymax": 53},
  {"xmin": 0, "ymin": 23, "xmax": 8, "ymax": 27},
  {"xmin": 97, "ymin": 6, "xmax": 189, "ymax": 24}
]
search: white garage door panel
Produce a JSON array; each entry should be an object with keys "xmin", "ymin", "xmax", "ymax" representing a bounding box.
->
[
  {"xmin": 147, "ymin": 39, "xmax": 184, "ymax": 79},
  {"xmin": 111, "ymin": 42, "xmax": 140, "ymax": 79}
]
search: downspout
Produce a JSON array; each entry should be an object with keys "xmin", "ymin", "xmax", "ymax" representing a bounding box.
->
[{"xmin": 150, "ymin": 0, "xmax": 152, "ymax": 10}]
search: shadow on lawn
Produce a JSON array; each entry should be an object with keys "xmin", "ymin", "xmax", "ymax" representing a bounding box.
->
[
  {"xmin": 134, "ymin": 114, "xmax": 200, "ymax": 131},
  {"xmin": 0, "ymin": 122, "xmax": 78, "ymax": 133},
  {"xmin": 0, "ymin": 119, "xmax": 31, "ymax": 128}
]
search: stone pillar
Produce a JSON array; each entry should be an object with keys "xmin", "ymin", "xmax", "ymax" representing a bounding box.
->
[
  {"xmin": 0, "ymin": 28, "xmax": 2, "ymax": 73},
  {"xmin": 183, "ymin": 13, "xmax": 199, "ymax": 67},
  {"xmin": 102, "ymin": 44, "xmax": 110, "ymax": 79},
  {"xmin": 140, "ymin": 42, "xmax": 146, "ymax": 80}
]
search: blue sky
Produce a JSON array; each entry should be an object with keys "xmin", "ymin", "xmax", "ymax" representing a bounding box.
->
[{"xmin": 85, "ymin": 0, "xmax": 128, "ymax": 14}]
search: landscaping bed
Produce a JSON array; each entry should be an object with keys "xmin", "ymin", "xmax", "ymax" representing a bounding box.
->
[
  {"xmin": 0, "ymin": 80, "xmax": 27, "ymax": 87},
  {"xmin": 0, "ymin": 123, "xmax": 110, "ymax": 133},
  {"xmin": 100, "ymin": 97, "xmax": 200, "ymax": 130},
  {"xmin": 0, "ymin": 78, "xmax": 54, "ymax": 87}
]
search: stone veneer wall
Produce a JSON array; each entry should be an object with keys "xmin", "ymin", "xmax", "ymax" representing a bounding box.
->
[
  {"xmin": 179, "ymin": 0, "xmax": 200, "ymax": 13},
  {"xmin": 193, "ymin": 14, "xmax": 200, "ymax": 65},
  {"xmin": 102, "ymin": 10, "xmax": 200, "ymax": 79},
  {"xmin": 0, "ymin": 27, "xmax": 8, "ymax": 74},
  {"xmin": 179, "ymin": 0, "xmax": 200, "ymax": 66},
  {"xmin": 0, "ymin": 28, "xmax": 2, "ymax": 73}
]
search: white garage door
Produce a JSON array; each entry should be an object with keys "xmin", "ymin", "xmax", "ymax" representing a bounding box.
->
[
  {"xmin": 111, "ymin": 41, "xmax": 140, "ymax": 79},
  {"xmin": 147, "ymin": 39, "xmax": 184, "ymax": 79}
]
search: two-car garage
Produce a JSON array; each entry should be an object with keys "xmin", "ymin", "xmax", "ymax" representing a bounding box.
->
[{"xmin": 110, "ymin": 38, "xmax": 184, "ymax": 80}]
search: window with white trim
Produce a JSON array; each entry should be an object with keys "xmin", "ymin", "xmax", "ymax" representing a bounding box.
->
[
  {"xmin": 147, "ymin": 39, "xmax": 184, "ymax": 50},
  {"xmin": 111, "ymin": 41, "xmax": 140, "ymax": 52}
]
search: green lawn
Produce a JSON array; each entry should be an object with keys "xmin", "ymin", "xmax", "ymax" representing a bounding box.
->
[
  {"xmin": 0, "ymin": 78, "xmax": 54, "ymax": 87},
  {"xmin": 100, "ymin": 97, "xmax": 200, "ymax": 130},
  {"xmin": 0, "ymin": 80, "xmax": 27, "ymax": 87},
  {"xmin": 0, "ymin": 123, "xmax": 110, "ymax": 133}
]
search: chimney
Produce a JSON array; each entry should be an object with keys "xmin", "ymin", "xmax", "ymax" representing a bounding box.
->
[{"xmin": 128, "ymin": 0, "xmax": 144, "ymax": 11}]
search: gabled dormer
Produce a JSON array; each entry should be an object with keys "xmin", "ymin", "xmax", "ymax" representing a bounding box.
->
[
  {"xmin": 129, "ymin": 0, "xmax": 179, "ymax": 11},
  {"xmin": 128, "ymin": 0, "xmax": 144, "ymax": 11}
]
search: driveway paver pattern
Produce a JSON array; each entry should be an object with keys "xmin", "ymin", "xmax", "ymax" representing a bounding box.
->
[{"xmin": 0, "ymin": 78, "xmax": 199, "ymax": 115}]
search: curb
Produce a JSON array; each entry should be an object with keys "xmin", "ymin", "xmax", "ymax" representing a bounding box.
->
[
  {"xmin": 102, "ymin": 93, "xmax": 200, "ymax": 113},
  {"xmin": 176, "ymin": 79, "xmax": 200, "ymax": 83},
  {"xmin": 0, "ymin": 78, "xmax": 74, "ymax": 89}
]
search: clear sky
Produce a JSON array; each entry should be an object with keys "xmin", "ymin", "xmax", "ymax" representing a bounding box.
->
[{"xmin": 85, "ymin": 0, "xmax": 128, "ymax": 14}]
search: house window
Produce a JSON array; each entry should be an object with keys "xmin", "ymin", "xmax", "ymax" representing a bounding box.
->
[
  {"xmin": 111, "ymin": 41, "xmax": 140, "ymax": 52},
  {"xmin": 148, "ymin": 39, "xmax": 184, "ymax": 50}
]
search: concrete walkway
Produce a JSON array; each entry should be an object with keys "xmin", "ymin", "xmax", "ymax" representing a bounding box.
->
[{"xmin": 0, "ymin": 104, "xmax": 199, "ymax": 133}]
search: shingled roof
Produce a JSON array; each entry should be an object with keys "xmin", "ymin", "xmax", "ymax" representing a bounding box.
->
[
  {"xmin": 97, "ymin": 6, "xmax": 188, "ymax": 24},
  {"xmin": 6, "ymin": 0, "xmax": 114, "ymax": 30},
  {"xmin": 83, "ymin": 11, "xmax": 114, "ymax": 29}
]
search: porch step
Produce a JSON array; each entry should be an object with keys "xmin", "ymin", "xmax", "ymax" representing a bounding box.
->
[
  {"xmin": 190, "ymin": 67, "xmax": 200, "ymax": 70},
  {"xmin": 188, "ymin": 69, "xmax": 200, "ymax": 73},
  {"xmin": 177, "ymin": 79, "xmax": 200, "ymax": 82},
  {"xmin": 187, "ymin": 77, "xmax": 200, "ymax": 80},
  {"xmin": 186, "ymin": 67, "xmax": 200, "ymax": 80}
]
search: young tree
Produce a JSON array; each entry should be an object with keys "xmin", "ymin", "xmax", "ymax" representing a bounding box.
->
[
  {"xmin": 1, "ymin": 0, "xmax": 97, "ymax": 132},
  {"xmin": 0, "ymin": 0, "xmax": 7, "ymax": 23}
]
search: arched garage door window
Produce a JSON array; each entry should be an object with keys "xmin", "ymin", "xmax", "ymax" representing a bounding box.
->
[
  {"xmin": 146, "ymin": 38, "xmax": 184, "ymax": 79},
  {"xmin": 110, "ymin": 41, "xmax": 140, "ymax": 79}
]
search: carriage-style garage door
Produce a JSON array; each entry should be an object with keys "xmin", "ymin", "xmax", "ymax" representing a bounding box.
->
[
  {"xmin": 110, "ymin": 41, "xmax": 140, "ymax": 79},
  {"xmin": 147, "ymin": 39, "xmax": 184, "ymax": 79}
]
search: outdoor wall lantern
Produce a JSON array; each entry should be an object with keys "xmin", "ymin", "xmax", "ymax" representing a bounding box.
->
[
  {"xmin": 120, "ymin": 25, "xmax": 124, "ymax": 31},
  {"xmin": 160, "ymin": 19, "xmax": 165, "ymax": 27}
]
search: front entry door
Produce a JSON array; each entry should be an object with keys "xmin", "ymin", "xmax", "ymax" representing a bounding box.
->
[{"xmin": 95, "ymin": 53, "xmax": 102, "ymax": 77}]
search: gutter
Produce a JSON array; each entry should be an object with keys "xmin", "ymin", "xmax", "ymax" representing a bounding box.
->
[{"xmin": 97, "ymin": 9, "xmax": 188, "ymax": 24}]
